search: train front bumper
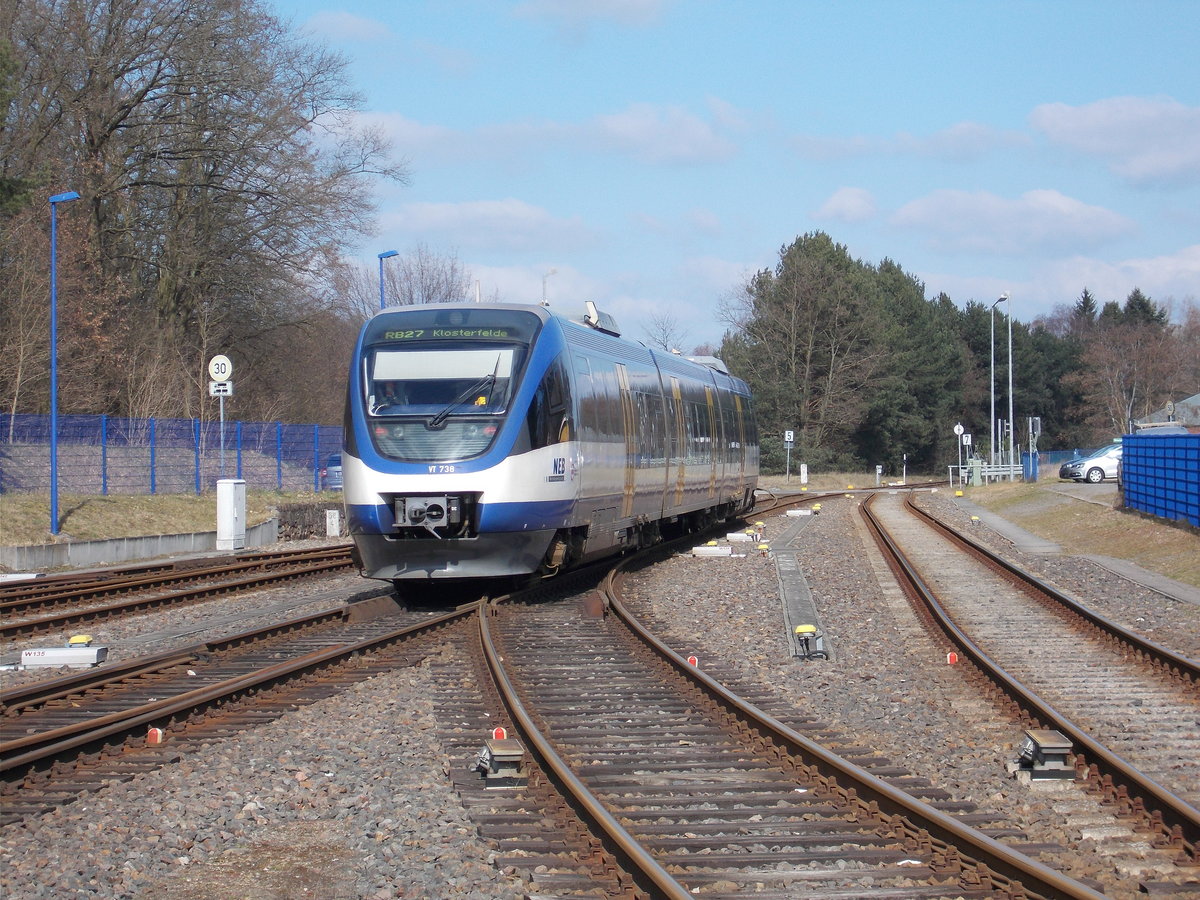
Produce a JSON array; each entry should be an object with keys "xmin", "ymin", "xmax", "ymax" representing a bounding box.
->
[{"xmin": 351, "ymin": 529, "xmax": 556, "ymax": 580}]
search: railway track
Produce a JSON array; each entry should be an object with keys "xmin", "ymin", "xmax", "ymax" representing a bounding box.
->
[
  {"xmin": 470, "ymin": 565, "xmax": 1105, "ymax": 898},
  {"xmin": 10, "ymin": 487, "xmax": 1190, "ymax": 896},
  {"xmin": 860, "ymin": 490, "xmax": 1200, "ymax": 867},
  {"xmin": 0, "ymin": 545, "xmax": 354, "ymax": 641},
  {"xmin": 0, "ymin": 594, "xmax": 463, "ymax": 825}
]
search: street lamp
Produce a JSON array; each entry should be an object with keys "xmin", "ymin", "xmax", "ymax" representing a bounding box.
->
[
  {"xmin": 989, "ymin": 293, "xmax": 1009, "ymax": 469},
  {"xmin": 48, "ymin": 190, "xmax": 80, "ymax": 535},
  {"xmin": 1005, "ymin": 294, "xmax": 1015, "ymax": 479},
  {"xmin": 377, "ymin": 250, "xmax": 398, "ymax": 310},
  {"xmin": 541, "ymin": 268, "xmax": 557, "ymax": 306}
]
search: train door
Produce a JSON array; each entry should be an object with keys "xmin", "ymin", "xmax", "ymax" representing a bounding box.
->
[
  {"xmin": 704, "ymin": 385, "xmax": 718, "ymax": 499},
  {"xmin": 570, "ymin": 349, "xmax": 620, "ymax": 530},
  {"xmin": 614, "ymin": 363, "xmax": 637, "ymax": 519},
  {"xmin": 670, "ymin": 377, "xmax": 686, "ymax": 509}
]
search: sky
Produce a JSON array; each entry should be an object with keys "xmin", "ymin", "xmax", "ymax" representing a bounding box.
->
[{"xmin": 269, "ymin": 0, "xmax": 1200, "ymax": 350}]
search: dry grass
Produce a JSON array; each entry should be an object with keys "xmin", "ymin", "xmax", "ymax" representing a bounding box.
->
[
  {"xmin": 962, "ymin": 481, "xmax": 1200, "ymax": 588},
  {"xmin": 4, "ymin": 474, "xmax": 1195, "ymax": 589},
  {"xmin": 0, "ymin": 490, "xmax": 338, "ymax": 547}
]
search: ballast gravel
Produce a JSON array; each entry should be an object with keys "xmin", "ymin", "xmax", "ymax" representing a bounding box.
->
[
  {"xmin": 621, "ymin": 490, "xmax": 1200, "ymax": 896},
  {"xmin": 2, "ymin": 492, "xmax": 1197, "ymax": 898},
  {"xmin": 2, "ymin": 656, "xmax": 532, "ymax": 900}
]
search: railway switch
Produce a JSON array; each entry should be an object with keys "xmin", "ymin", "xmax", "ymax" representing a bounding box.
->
[
  {"xmin": 471, "ymin": 737, "xmax": 527, "ymax": 788},
  {"xmin": 1014, "ymin": 729, "xmax": 1074, "ymax": 780}
]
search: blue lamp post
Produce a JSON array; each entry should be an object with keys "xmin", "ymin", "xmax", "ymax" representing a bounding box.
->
[
  {"xmin": 377, "ymin": 250, "xmax": 398, "ymax": 309},
  {"xmin": 48, "ymin": 190, "xmax": 80, "ymax": 535}
]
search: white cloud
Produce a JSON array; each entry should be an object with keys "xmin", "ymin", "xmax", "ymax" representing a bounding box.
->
[
  {"xmin": 467, "ymin": 263, "xmax": 596, "ymax": 307},
  {"xmin": 587, "ymin": 103, "xmax": 738, "ymax": 164},
  {"xmin": 678, "ymin": 255, "xmax": 758, "ymax": 293},
  {"xmin": 384, "ymin": 200, "xmax": 596, "ymax": 252},
  {"xmin": 792, "ymin": 122, "xmax": 1026, "ymax": 163},
  {"xmin": 299, "ymin": 11, "xmax": 392, "ymax": 42},
  {"xmin": 895, "ymin": 121, "xmax": 1030, "ymax": 162},
  {"xmin": 356, "ymin": 112, "xmax": 458, "ymax": 155},
  {"xmin": 685, "ymin": 208, "xmax": 722, "ymax": 235},
  {"xmin": 357, "ymin": 102, "xmax": 739, "ymax": 168},
  {"xmin": 917, "ymin": 244, "xmax": 1200, "ymax": 323},
  {"xmin": 891, "ymin": 189, "xmax": 1135, "ymax": 255},
  {"xmin": 410, "ymin": 39, "xmax": 476, "ymax": 76},
  {"xmin": 790, "ymin": 134, "xmax": 875, "ymax": 162},
  {"xmin": 631, "ymin": 208, "xmax": 722, "ymax": 240},
  {"xmin": 1030, "ymin": 96, "xmax": 1200, "ymax": 186},
  {"xmin": 514, "ymin": 0, "xmax": 672, "ymax": 28},
  {"xmin": 706, "ymin": 96, "xmax": 751, "ymax": 132},
  {"xmin": 814, "ymin": 187, "xmax": 877, "ymax": 224},
  {"xmin": 1037, "ymin": 244, "xmax": 1200, "ymax": 306}
]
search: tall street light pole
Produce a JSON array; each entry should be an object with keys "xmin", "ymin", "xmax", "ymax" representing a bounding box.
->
[
  {"xmin": 48, "ymin": 190, "xmax": 80, "ymax": 536},
  {"xmin": 377, "ymin": 250, "xmax": 398, "ymax": 310},
  {"xmin": 989, "ymin": 295, "xmax": 1007, "ymax": 467},
  {"xmin": 1006, "ymin": 294, "xmax": 1015, "ymax": 478},
  {"xmin": 541, "ymin": 268, "xmax": 557, "ymax": 306}
]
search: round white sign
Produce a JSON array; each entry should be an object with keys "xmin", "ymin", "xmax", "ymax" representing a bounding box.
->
[
  {"xmin": 208, "ymin": 354, "xmax": 233, "ymax": 381},
  {"xmin": 953, "ymin": 422, "xmax": 965, "ymax": 436}
]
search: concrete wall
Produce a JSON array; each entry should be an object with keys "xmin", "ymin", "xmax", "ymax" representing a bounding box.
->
[{"xmin": 0, "ymin": 518, "xmax": 279, "ymax": 573}]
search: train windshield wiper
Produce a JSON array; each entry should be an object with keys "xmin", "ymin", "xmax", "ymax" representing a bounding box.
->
[{"xmin": 427, "ymin": 360, "xmax": 499, "ymax": 429}]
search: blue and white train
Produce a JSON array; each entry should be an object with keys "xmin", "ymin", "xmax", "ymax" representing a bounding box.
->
[{"xmin": 342, "ymin": 301, "xmax": 759, "ymax": 585}]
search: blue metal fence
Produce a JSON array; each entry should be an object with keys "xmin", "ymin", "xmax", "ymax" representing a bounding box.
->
[
  {"xmin": 1122, "ymin": 433, "xmax": 1200, "ymax": 527},
  {"xmin": 0, "ymin": 414, "xmax": 343, "ymax": 495}
]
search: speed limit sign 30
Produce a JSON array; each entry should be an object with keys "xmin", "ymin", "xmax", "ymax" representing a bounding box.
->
[{"xmin": 208, "ymin": 355, "xmax": 233, "ymax": 381}]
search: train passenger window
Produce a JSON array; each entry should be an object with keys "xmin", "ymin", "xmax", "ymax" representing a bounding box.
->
[{"xmin": 526, "ymin": 358, "xmax": 572, "ymax": 450}]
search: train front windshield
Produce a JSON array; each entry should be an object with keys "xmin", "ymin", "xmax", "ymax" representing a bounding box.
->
[{"xmin": 365, "ymin": 343, "xmax": 525, "ymax": 462}]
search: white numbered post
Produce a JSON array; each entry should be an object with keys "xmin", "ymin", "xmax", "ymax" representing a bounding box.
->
[
  {"xmin": 953, "ymin": 422, "xmax": 965, "ymax": 484},
  {"xmin": 209, "ymin": 356, "xmax": 234, "ymax": 478}
]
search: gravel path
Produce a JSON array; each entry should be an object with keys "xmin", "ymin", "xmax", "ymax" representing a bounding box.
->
[{"xmin": 3, "ymin": 498, "xmax": 1198, "ymax": 898}]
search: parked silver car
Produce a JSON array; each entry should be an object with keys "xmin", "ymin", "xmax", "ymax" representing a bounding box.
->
[{"xmin": 1059, "ymin": 442, "xmax": 1122, "ymax": 483}]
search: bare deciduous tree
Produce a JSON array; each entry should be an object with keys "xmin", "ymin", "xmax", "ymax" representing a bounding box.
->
[
  {"xmin": 383, "ymin": 243, "xmax": 473, "ymax": 309},
  {"xmin": 1, "ymin": 0, "xmax": 408, "ymax": 423},
  {"xmin": 1070, "ymin": 296, "xmax": 1199, "ymax": 436},
  {"xmin": 644, "ymin": 311, "xmax": 689, "ymax": 353},
  {"xmin": 328, "ymin": 244, "xmax": 476, "ymax": 324}
]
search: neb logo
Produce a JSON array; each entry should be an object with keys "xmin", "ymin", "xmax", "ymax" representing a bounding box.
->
[{"xmin": 552, "ymin": 457, "xmax": 565, "ymax": 475}]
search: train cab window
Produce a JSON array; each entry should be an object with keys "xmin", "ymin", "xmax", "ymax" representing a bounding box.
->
[
  {"xmin": 364, "ymin": 343, "xmax": 525, "ymax": 462},
  {"xmin": 368, "ymin": 347, "xmax": 517, "ymax": 416},
  {"xmin": 526, "ymin": 358, "xmax": 572, "ymax": 450}
]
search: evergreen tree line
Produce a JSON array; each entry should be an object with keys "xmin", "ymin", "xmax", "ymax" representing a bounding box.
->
[{"xmin": 718, "ymin": 233, "xmax": 1199, "ymax": 475}]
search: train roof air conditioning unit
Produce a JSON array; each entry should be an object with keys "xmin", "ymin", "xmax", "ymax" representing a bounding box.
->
[{"xmin": 583, "ymin": 301, "xmax": 622, "ymax": 337}]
